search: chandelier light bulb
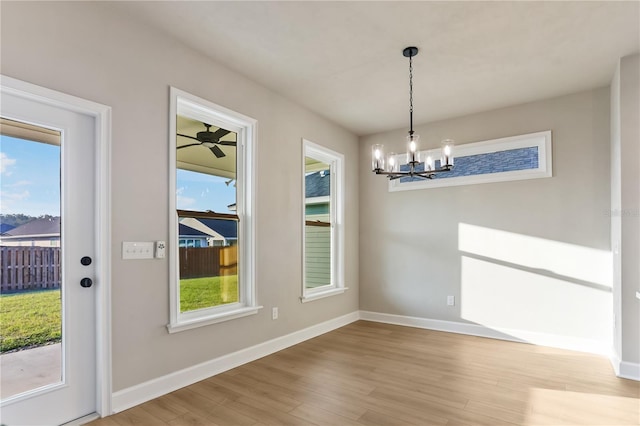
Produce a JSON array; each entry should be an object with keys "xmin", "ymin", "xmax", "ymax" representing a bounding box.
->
[
  {"xmin": 441, "ymin": 139, "xmax": 455, "ymax": 167},
  {"xmin": 425, "ymin": 155, "xmax": 434, "ymax": 172},
  {"xmin": 386, "ymin": 152, "xmax": 398, "ymax": 172},
  {"xmin": 371, "ymin": 144, "xmax": 385, "ymax": 171},
  {"xmin": 406, "ymin": 134, "xmax": 421, "ymax": 164}
]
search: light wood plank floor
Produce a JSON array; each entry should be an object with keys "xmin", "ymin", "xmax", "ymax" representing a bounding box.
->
[{"xmin": 89, "ymin": 321, "xmax": 639, "ymax": 425}]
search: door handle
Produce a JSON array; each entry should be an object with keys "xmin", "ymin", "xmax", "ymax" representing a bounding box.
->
[{"xmin": 80, "ymin": 277, "xmax": 93, "ymax": 288}]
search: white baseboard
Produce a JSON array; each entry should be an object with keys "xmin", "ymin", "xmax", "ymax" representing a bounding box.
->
[
  {"xmin": 111, "ymin": 311, "xmax": 359, "ymax": 413},
  {"xmin": 610, "ymin": 352, "xmax": 640, "ymax": 381},
  {"xmin": 359, "ymin": 310, "xmax": 612, "ymax": 357}
]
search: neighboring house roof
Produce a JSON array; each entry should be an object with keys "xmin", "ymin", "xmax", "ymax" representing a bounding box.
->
[
  {"xmin": 0, "ymin": 223, "xmax": 16, "ymax": 235},
  {"xmin": 305, "ymin": 171, "xmax": 330, "ymax": 198},
  {"xmin": 178, "ymin": 223, "xmax": 209, "ymax": 237},
  {"xmin": 5, "ymin": 217, "xmax": 60, "ymax": 236},
  {"xmin": 197, "ymin": 218, "xmax": 237, "ymax": 239},
  {"xmin": 179, "ymin": 217, "xmax": 237, "ymax": 241}
]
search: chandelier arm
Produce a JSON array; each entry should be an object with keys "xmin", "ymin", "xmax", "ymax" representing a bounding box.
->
[{"xmin": 374, "ymin": 164, "xmax": 452, "ymax": 179}]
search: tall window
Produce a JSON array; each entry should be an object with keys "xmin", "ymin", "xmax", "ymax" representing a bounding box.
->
[
  {"xmin": 168, "ymin": 88, "xmax": 258, "ymax": 332},
  {"xmin": 302, "ymin": 139, "xmax": 346, "ymax": 302}
]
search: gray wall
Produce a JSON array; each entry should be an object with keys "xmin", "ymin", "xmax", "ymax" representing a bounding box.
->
[
  {"xmin": 611, "ymin": 53, "xmax": 640, "ymax": 365},
  {"xmin": 0, "ymin": 2, "xmax": 359, "ymax": 391},
  {"xmin": 360, "ymin": 88, "xmax": 612, "ymax": 345}
]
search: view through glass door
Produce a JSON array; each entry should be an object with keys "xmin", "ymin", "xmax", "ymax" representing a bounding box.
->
[
  {"xmin": 0, "ymin": 90, "xmax": 97, "ymax": 425},
  {"xmin": 0, "ymin": 120, "xmax": 63, "ymax": 399}
]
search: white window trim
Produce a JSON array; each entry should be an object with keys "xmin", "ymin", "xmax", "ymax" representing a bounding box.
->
[
  {"xmin": 168, "ymin": 87, "xmax": 260, "ymax": 333},
  {"xmin": 301, "ymin": 139, "xmax": 346, "ymax": 302}
]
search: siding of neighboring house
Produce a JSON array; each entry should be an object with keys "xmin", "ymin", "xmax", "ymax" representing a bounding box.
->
[
  {"xmin": 305, "ymin": 171, "xmax": 331, "ymax": 287},
  {"xmin": 305, "ymin": 213, "xmax": 331, "ymax": 288}
]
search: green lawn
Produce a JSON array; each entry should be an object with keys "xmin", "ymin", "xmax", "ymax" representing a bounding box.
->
[
  {"xmin": 0, "ymin": 277, "xmax": 238, "ymax": 352},
  {"xmin": 0, "ymin": 289, "xmax": 61, "ymax": 353},
  {"xmin": 180, "ymin": 275, "xmax": 238, "ymax": 312}
]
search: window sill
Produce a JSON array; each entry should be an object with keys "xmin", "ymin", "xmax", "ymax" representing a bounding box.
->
[
  {"xmin": 167, "ymin": 305, "xmax": 263, "ymax": 333},
  {"xmin": 300, "ymin": 287, "xmax": 348, "ymax": 303}
]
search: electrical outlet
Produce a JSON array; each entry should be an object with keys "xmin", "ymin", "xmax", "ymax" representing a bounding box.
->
[
  {"xmin": 272, "ymin": 307, "xmax": 279, "ymax": 320},
  {"xmin": 447, "ymin": 295, "xmax": 455, "ymax": 306}
]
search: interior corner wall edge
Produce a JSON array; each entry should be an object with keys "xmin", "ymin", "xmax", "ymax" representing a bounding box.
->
[
  {"xmin": 0, "ymin": 2, "xmax": 359, "ymax": 392},
  {"xmin": 359, "ymin": 87, "xmax": 613, "ymax": 352},
  {"xmin": 612, "ymin": 53, "xmax": 640, "ymax": 366}
]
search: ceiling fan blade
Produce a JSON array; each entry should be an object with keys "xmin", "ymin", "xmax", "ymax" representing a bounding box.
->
[
  {"xmin": 177, "ymin": 143, "xmax": 202, "ymax": 149},
  {"xmin": 177, "ymin": 133, "xmax": 200, "ymax": 142},
  {"xmin": 210, "ymin": 145, "xmax": 226, "ymax": 158},
  {"xmin": 216, "ymin": 140, "xmax": 237, "ymax": 146},
  {"xmin": 212, "ymin": 128, "xmax": 231, "ymax": 139}
]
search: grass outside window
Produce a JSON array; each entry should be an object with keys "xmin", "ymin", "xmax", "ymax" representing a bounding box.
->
[{"xmin": 180, "ymin": 275, "xmax": 238, "ymax": 312}]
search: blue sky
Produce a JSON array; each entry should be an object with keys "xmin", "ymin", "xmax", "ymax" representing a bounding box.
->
[
  {"xmin": 176, "ymin": 169, "xmax": 236, "ymax": 213},
  {"xmin": 0, "ymin": 135, "xmax": 235, "ymax": 216},
  {"xmin": 0, "ymin": 135, "xmax": 61, "ymax": 216}
]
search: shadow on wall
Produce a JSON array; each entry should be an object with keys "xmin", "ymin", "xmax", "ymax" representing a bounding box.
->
[{"xmin": 458, "ymin": 223, "xmax": 612, "ymax": 346}]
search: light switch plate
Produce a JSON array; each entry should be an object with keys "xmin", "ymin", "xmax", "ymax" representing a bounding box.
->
[{"xmin": 122, "ymin": 242, "xmax": 154, "ymax": 260}]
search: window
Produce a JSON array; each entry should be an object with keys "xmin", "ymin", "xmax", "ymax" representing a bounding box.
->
[
  {"xmin": 301, "ymin": 139, "xmax": 346, "ymax": 302},
  {"xmin": 168, "ymin": 87, "xmax": 259, "ymax": 332}
]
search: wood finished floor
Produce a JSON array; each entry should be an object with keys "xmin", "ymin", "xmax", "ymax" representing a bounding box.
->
[{"xmin": 89, "ymin": 321, "xmax": 639, "ymax": 426}]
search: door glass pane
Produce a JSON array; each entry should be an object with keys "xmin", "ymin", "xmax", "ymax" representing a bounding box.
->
[
  {"xmin": 0, "ymin": 119, "xmax": 62, "ymax": 399},
  {"xmin": 176, "ymin": 115, "xmax": 238, "ymax": 312},
  {"xmin": 304, "ymin": 156, "xmax": 331, "ymax": 289}
]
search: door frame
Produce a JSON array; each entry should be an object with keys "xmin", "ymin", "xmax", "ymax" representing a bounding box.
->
[{"xmin": 0, "ymin": 75, "xmax": 113, "ymax": 416}]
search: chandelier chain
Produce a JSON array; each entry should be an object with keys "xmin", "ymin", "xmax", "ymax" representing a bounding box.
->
[{"xmin": 409, "ymin": 54, "xmax": 414, "ymax": 134}]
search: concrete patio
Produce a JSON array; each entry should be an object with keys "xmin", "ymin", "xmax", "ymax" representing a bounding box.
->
[{"xmin": 0, "ymin": 343, "xmax": 61, "ymax": 399}]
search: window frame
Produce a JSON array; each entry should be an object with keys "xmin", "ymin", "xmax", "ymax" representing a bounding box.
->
[
  {"xmin": 301, "ymin": 139, "xmax": 346, "ymax": 303},
  {"xmin": 168, "ymin": 87, "xmax": 260, "ymax": 333}
]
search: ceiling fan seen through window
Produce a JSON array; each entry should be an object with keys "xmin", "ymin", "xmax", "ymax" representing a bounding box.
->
[{"xmin": 177, "ymin": 122, "xmax": 236, "ymax": 158}]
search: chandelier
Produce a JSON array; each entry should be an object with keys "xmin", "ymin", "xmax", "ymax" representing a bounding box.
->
[{"xmin": 371, "ymin": 47, "xmax": 454, "ymax": 180}]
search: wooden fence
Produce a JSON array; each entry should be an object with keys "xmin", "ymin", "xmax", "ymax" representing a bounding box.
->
[
  {"xmin": 179, "ymin": 245, "xmax": 238, "ymax": 279},
  {"xmin": 0, "ymin": 246, "xmax": 61, "ymax": 292}
]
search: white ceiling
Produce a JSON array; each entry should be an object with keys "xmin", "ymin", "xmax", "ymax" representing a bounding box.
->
[{"xmin": 115, "ymin": 1, "xmax": 639, "ymax": 136}]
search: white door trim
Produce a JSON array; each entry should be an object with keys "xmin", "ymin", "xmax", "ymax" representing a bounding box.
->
[{"xmin": 0, "ymin": 75, "xmax": 113, "ymax": 416}]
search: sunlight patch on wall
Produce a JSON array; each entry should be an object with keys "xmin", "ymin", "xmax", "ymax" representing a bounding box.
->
[
  {"xmin": 460, "ymin": 256, "xmax": 612, "ymax": 342},
  {"xmin": 458, "ymin": 223, "xmax": 613, "ymax": 346},
  {"xmin": 458, "ymin": 223, "xmax": 612, "ymax": 288}
]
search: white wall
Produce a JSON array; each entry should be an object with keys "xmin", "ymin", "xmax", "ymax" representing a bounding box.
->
[
  {"xmin": 611, "ymin": 53, "xmax": 640, "ymax": 372},
  {"xmin": 0, "ymin": 2, "xmax": 359, "ymax": 391},
  {"xmin": 360, "ymin": 88, "xmax": 612, "ymax": 350}
]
